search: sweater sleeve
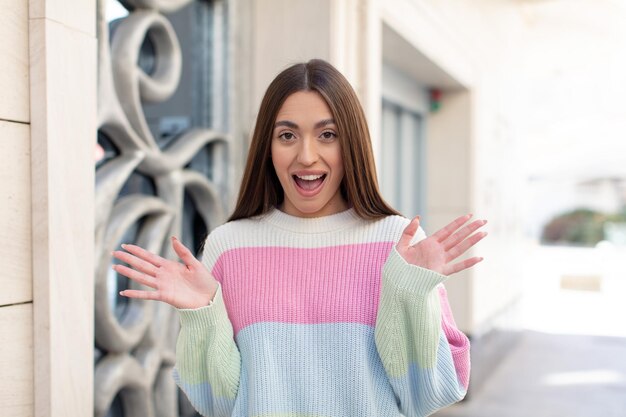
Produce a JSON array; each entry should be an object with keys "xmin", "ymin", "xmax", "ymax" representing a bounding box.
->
[
  {"xmin": 374, "ymin": 246, "xmax": 469, "ymax": 417},
  {"xmin": 173, "ymin": 284, "xmax": 241, "ymax": 416},
  {"xmin": 437, "ymin": 283, "xmax": 471, "ymax": 390}
]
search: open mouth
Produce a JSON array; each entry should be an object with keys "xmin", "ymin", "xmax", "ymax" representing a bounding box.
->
[{"xmin": 293, "ymin": 173, "xmax": 327, "ymax": 192}]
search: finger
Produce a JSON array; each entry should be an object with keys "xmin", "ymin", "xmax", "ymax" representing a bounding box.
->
[
  {"xmin": 445, "ymin": 231, "xmax": 488, "ymax": 262},
  {"xmin": 120, "ymin": 243, "xmax": 167, "ymax": 268},
  {"xmin": 119, "ymin": 289, "xmax": 161, "ymax": 301},
  {"xmin": 443, "ymin": 256, "xmax": 484, "ymax": 276},
  {"xmin": 442, "ymin": 219, "xmax": 487, "ymax": 251},
  {"xmin": 171, "ymin": 236, "xmax": 200, "ymax": 268},
  {"xmin": 397, "ymin": 217, "xmax": 420, "ymax": 248},
  {"xmin": 112, "ymin": 264, "xmax": 158, "ymax": 289},
  {"xmin": 432, "ymin": 214, "xmax": 473, "ymax": 242},
  {"xmin": 112, "ymin": 250, "xmax": 159, "ymax": 277}
]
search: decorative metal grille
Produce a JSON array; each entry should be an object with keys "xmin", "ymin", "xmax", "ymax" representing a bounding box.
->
[{"xmin": 95, "ymin": 1, "xmax": 230, "ymax": 416}]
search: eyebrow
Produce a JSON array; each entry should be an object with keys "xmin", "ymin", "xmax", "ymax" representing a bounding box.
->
[{"xmin": 274, "ymin": 118, "xmax": 336, "ymax": 130}]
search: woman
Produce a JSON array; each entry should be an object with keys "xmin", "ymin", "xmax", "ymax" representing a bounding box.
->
[{"xmin": 112, "ymin": 59, "xmax": 487, "ymax": 417}]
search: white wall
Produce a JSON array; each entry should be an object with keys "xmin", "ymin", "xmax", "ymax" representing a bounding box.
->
[
  {"xmin": 380, "ymin": 0, "xmax": 528, "ymax": 334},
  {"xmin": 518, "ymin": 0, "xmax": 626, "ymax": 240}
]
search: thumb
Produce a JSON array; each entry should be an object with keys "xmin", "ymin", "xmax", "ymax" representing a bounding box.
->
[{"xmin": 397, "ymin": 216, "xmax": 420, "ymax": 248}]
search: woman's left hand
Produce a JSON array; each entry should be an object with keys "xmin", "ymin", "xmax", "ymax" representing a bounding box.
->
[{"xmin": 396, "ymin": 214, "xmax": 487, "ymax": 276}]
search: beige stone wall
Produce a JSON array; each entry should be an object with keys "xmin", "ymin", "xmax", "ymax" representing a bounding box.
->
[
  {"xmin": 1, "ymin": 0, "xmax": 96, "ymax": 416},
  {"xmin": 0, "ymin": 0, "xmax": 33, "ymax": 415}
]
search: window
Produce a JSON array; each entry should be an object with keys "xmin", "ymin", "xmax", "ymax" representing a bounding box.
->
[{"xmin": 380, "ymin": 100, "xmax": 425, "ymax": 219}]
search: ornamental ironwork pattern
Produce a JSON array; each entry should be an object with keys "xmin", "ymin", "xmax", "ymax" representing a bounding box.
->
[{"xmin": 95, "ymin": 1, "xmax": 230, "ymax": 416}]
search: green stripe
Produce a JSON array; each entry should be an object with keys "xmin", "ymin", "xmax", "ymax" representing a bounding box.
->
[
  {"xmin": 375, "ymin": 248, "xmax": 447, "ymax": 377},
  {"xmin": 175, "ymin": 285, "xmax": 240, "ymax": 399}
]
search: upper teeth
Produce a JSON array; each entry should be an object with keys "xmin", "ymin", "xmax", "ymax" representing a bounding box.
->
[{"xmin": 296, "ymin": 174, "xmax": 323, "ymax": 181}]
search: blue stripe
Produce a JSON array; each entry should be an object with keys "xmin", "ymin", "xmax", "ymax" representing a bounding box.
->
[
  {"xmin": 388, "ymin": 334, "xmax": 467, "ymax": 417},
  {"xmin": 173, "ymin": 368, "xmax": 236, "ymax": 417},
  {"xmin": 174, "ymin": 323, "xmax": 465, "ymax": 417},
  {"xmin": 233, "ymin": 322, "xmax": 402, "ymax": 417}
]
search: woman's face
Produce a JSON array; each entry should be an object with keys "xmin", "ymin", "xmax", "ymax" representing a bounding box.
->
[{"xmin": 271, "ymin": 90, "xmax": 347, "ymax": 218}]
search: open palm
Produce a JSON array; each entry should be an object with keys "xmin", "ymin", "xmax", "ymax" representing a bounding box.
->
[
  {"xmin": 397, "ymin": 214, "xmax": 487, "ymax": 276},
  {"xmin": 111, "ymin": 237, "xmax": 218, "ymax": 309}
]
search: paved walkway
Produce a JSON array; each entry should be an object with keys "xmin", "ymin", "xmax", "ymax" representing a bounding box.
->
[
  {"xmin": 434, "ymin": 330, "xmax": 626, "ymax": 417},
  {"xmin": 433, "ymin": 244, "xmax": 626, "ymax": 417}
]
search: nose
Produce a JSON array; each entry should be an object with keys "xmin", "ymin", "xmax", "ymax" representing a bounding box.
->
[{"xmin": 296, "ymin": 137, "xmax": 319, "ymax": 166}]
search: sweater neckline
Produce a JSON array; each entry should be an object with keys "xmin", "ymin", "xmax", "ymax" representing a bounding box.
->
[{"xmin": 262, "ymin": 207, "xmax": 362, "ymax": 234}]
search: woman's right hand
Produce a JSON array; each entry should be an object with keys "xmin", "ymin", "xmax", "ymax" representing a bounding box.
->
[{"xmin": 111, "ymin": 236, "xmax": 218, "ymax": 310}]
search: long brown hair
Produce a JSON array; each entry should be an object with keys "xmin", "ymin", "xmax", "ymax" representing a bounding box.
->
[{"xmin": 228, "ymin": 59, "xmax": 399, "ymax": 221}]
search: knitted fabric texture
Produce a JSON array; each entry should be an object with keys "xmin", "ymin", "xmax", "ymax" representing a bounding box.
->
[{"xmin": 173, "ymin": 208, "xmax": 470, "ymax": 417}]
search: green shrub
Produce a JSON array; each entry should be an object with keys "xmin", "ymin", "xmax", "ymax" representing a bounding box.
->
[{"xmin": 541, "ymin": 208, "xmax": 626, "ymax": 246}]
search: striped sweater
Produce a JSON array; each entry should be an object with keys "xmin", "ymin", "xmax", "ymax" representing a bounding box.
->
[{"xmin": 173, "ymin": 208, "xmax": 470, "ymax": 417}]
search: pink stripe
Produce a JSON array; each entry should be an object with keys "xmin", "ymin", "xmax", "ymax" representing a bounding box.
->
[
  {"xmin": 212, "ymin": 243, "xmax": 394, "ymax": 335},
  {"xmin": 438, "ymin": 285, "xmax": 471, "ymax": 390}
]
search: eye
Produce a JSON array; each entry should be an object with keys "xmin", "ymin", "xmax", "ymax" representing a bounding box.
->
[
  {"xmin": 319, "ymin": 131, "xmax": 337, "ymax": 141},
  {"xmin": 278, "ymin": 132, "xmax": 296, "ymax": 141}
]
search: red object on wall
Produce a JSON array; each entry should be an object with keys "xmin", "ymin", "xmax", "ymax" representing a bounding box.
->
[{"xmin": 430, "ymin": 88, "xmax": 442, "ymax": 112}]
